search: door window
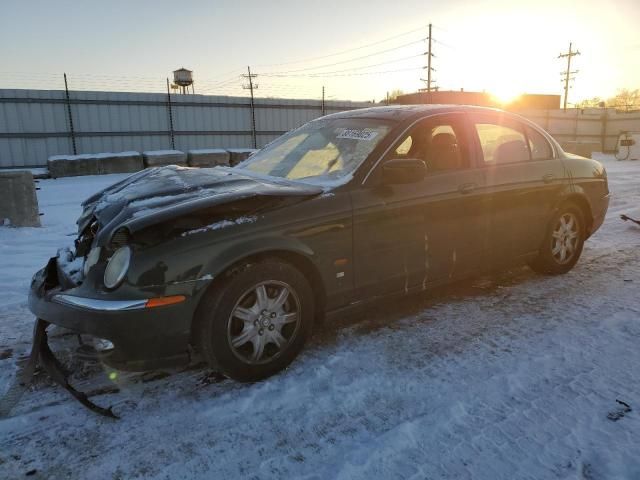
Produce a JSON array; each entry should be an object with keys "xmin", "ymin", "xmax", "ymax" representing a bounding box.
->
[
  {"xmin": 526, "ymin": 126, "xmax": 553, "ymax": 160},
  {"xmin": 393, "ymin": 119, "xmax": 468, "ymax": 173},
  {"xmin": 474, "ymin": 123, "xmax": 529, "ymax": 164}
]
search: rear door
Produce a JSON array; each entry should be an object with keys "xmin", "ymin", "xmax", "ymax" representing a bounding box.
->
[{"xmin": 468, "ymin": 113, "xmax": 566, "ymax": 266}]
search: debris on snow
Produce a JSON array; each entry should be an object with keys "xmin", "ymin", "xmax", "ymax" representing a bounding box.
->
[{"xmin": 607, "ymin": 399, "xmax": 632, "ymax": 421}]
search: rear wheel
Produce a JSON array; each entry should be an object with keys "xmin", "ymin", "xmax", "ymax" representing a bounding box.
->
[
  {"xmin": 195, "ymin": 259, "xmax": 314, "ymax": 382},
  {"xmin": 528, "ymin": 203, "xmax": 585, "ymax": 275}
]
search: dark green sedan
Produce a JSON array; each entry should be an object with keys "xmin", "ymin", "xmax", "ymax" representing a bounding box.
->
[{"xmin": 29, "ymin": 105, "xmax": 610, "ymax": 382}]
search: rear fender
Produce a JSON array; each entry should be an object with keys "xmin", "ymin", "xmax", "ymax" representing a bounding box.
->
[{"xmin": 552, "ymin": 185, "xmax": 594, "ymax": 232}]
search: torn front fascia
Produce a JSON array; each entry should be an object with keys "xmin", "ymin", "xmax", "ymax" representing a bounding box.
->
[
  {"xmin": 34, "ymin": 319, "xmax": 119, "ymax": 419},
  {"xmin": 75, "ymin": 218, "xmax": 98, "ymax": 257}
]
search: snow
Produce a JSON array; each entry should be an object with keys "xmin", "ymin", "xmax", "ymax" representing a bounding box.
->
[
  {"xmin": 56, "ymin": 246, "xmax": 84, "ymax": 284},
  {"xmin": 48, "ymin": 151, "xmax": 140, "ymax": 162},
  {"xmin": 227, "ymin": 148, "xmax": 259, "ymax": 153},
  {"xmin": 188, "ymin": 149, "xmax": 228, "ymax": 154},
  {"xmin": 1, "ymin": 155, "xmax": 640, "ymax": 479},
  {"xmin": 0, "ymin": 167, "xmax": 49, "ymax": 178},
  {"xmin": 142, "ymin": 150, "xmax": 185, "ymax": 156},
  {"xmin": 180, "ymin": 215, "xmax": 258, "ymax": 237}
]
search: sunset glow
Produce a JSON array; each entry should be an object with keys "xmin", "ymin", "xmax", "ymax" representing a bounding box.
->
[{"xmin": 0, "ymin": 0, "xmax": 638, "ymax": 104}]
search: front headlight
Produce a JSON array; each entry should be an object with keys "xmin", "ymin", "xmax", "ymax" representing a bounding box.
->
[{"xmin": 103, "ymin": 246, "xmax": 131, "ymax": 289}]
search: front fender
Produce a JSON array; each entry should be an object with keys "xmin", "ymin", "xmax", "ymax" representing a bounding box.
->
[{"xmin": 202, "ymin": 234, "xmax": 316, "ymax": 280}]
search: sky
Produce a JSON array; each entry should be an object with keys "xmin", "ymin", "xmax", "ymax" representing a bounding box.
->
[{"xmin": 0, "ymin": 0, "xmax": 638, "ymax": 104}]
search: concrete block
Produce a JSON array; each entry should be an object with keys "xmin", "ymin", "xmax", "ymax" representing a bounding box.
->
[
  {"xmin": 48, "ymin": 155, "xmax": 100, "ymax": 178},
  {"xmin": 227, "ymin": 148, "xmax": 259, "ymax": 166},
  {"xmin": 98, "ymin": 151, "xmax": 143, "ymax": 174},
  {"xmin": 560, "ymin": 141, "xmax": 600, "ymax": 159},
  {"xmin": 0, "ymin": 171, "xmax": 40, "ymax": 227},
  {"xmin": 47, "ymin": 151, "xmax": 143, "ymax": 178},
  {"xmin": 143, "ymin": 150, "xmax": 187, "ymax": 167},
  {"xmin": 187, "ymin": 149, "xmax": 230, "ymax": 167}
]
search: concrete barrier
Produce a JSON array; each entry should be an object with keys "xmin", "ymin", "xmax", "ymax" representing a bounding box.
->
[
  {"xmin": 143, "ymin": 150, "xmax": 187, "ymax": 167},
  {"xmin": 227, "ymin": 148, "xmax": 258, "ymax": 166},
  {"xmin": 560, "ymin": 141, "xmax": 600, "ymax": 159},
  {"xmin": 0, "ymin": 171, "xmax": 40, "ymax": 227},
  {"xmin": 48, "ymin": 151, "xmax": 143, "ymax": 178},
  {"xmin": 187, "ymin": 149, "xmax": 230, "ymax": 168}
]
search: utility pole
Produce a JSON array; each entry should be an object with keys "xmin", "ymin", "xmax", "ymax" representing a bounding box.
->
[
  {"xmin": 420, "ymin": 23, "xmax": 436, "ymax": 101},
  {"xmin": 321, "ymin": 86, "xmax": 326, "ymax": 116},
  {"xmin": 558, "ymin": 42, "xmax": 580, "ymax": 111},
  {"xmin": 242, "ymin": 66, "xmax": 258, "ymax": 148}
]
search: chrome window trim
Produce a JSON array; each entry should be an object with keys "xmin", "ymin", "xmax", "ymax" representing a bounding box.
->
[{"xmin": 52, "ymin": 294, "xmax": 147, "ymax": 311}]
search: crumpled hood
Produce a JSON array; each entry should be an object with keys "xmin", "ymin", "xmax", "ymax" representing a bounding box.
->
[{"xmin": 78, "ymin": 165, "xmax": 322, "ymax": 246}]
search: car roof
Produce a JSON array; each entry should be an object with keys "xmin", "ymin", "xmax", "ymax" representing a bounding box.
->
[{"xmin": 326, "ymin": 104, "xmax": 508, "ymax": 122}]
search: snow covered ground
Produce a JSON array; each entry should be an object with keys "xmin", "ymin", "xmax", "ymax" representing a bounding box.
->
[{"xmin": 1, "ymin": 155, "xmax": 639, "ymax": 479}]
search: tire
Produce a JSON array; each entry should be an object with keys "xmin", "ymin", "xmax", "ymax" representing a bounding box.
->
[
  {"xmin": 195, "ymin": 259, "xmax": 314, "ymax": 382},
  {"xmin": 528, "ymin": 203, "xmax": 586, "ymax": 275}
]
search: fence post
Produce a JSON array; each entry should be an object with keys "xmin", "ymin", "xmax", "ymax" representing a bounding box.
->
[
  {"xmin": 167, "ymin": 78, "xmax": 176, "ymax": 150},
  {"xmin": 63, "ymin": 73, "xmax": 77, "ymax": 155},
  {"xmin": 166, "ymin": 78, "xmax": 176, "ymax": 150},
  {"xmin": 600, "ymin": 109, "xmax": 608, "ymax": 153}
]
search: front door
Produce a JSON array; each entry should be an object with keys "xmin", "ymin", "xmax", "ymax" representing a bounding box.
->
[{"xmin": 351, "ymin": 113, "xmax": 488, "ymax": 299}]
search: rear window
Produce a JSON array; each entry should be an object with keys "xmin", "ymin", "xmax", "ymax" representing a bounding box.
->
[{"xmin": 474, "ymin": 123, "xmax": 529, "ymax": 164}]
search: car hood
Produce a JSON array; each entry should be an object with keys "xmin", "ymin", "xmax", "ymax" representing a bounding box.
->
[{"xmin": 78, "ymin": 165, "xmax": 323, "ymax": 246}]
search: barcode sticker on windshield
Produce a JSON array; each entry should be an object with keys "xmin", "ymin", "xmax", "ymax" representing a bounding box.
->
[{"xmin": 337, "ymin": 129, "xmax": 379, "ymax": 141}]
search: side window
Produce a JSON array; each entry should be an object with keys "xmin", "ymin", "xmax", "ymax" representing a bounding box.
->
[
  {"xmin": 475, "ymin": 123, "xmax": 530, "ymax": 164},
  {"xmin": 526, "ymin": 126, "xmax": 553, "ymax": 160},
  {"xmin": 392, "ymin": 119, "xmax": 468, "ymax": 173},
  {"xmin": 394, "ymin": 136, "xmax": 412, "ymax": 156}
]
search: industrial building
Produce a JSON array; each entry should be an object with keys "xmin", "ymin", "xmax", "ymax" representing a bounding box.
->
[{"xmin": 393, "ymin": 90, "xmax": 561, "ymax": 111}]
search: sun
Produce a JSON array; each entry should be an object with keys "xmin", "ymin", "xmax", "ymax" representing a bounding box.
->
[{"xmin": 491, "ymin": 88, "xmax": 521, "ymax": 106}]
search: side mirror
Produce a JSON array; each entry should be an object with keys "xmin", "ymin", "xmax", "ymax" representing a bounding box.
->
[{"xmin": 382, "ymin": 158, "xmax": 426, "ymax": 184}]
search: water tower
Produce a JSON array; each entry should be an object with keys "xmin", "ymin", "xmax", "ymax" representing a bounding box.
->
[{"xmin": 173, "ymin": 68, "xmax": 194, "ymax": 94}]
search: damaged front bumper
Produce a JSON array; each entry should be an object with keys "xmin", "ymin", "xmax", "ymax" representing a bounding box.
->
[
  {"xmin": 33, "ymin": 318, "xmax": 119, "ymax": 418},
  {"xmin": 28, "ymin": 256, "xmax": 199, "ymax": 372},
  {"xmin": 0, "ymin": 318, "xmax": 118, "ymax": 419}
]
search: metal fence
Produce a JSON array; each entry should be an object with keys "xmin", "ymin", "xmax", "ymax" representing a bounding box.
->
[
  {"xmin": 517, "ymin": 108, "xmax": 640, "ymax": 152},
  {"xmin": 2, "ymin": 88, "xmax": 639, "ymax": 168},
  {"xmin": 0, "ymin": 89, "xmax": 371, "ymax": 168}
]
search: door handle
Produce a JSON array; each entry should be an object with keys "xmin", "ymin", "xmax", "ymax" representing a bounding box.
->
[
  {"xmin": 542, "ymin": 174, "xmax": 555, "ymax": 184},
  {"xmin": 458, "ymin": 183, "xmax": 476, "ymax": 194}
]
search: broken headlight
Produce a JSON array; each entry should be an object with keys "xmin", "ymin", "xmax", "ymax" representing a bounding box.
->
[
  {"xmin": 83, "ymin": 246, "xmax": 101, "ymax": 276},
  {"xmin": 103, "ymin": 246, "xmax": 131, "ymax": 289}
]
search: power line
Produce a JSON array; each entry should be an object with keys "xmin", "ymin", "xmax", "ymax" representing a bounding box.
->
[
  {"xmin": 297, "ymin": 66, "xmax": 423, "ymax": 78},
  {"xmin": 261, "ymin": 54, "xmax": 422, "ymax": 77},
  {"xmin": 260, "ymin": 39, "xmax": 424, "ymax": 75},
  {"xmin": 256, "ymin": 24, "xmax": 430, "ymax": 68}
]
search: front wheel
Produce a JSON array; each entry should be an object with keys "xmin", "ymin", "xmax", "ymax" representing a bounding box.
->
[
  {"xmin": 528, "ymin": 203, "xmax": 586, "ymax": 275},
  {"xmin": 195, "ymin": 259, "xmax": 314, "ymax": 382}
]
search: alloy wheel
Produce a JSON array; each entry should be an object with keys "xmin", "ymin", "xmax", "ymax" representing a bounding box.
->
[
  {"xmin": 226, "ymin": 280, "xmax": 301, "ymax": 365},
  {"xmin": 551, "ymin": 212, "xmax": 580, "ymax": 265}
]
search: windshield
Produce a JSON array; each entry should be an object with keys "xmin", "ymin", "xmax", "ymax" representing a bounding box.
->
[{"xmin": 236, "ymin": 118, "xmax": 392, "ymax": 186}]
